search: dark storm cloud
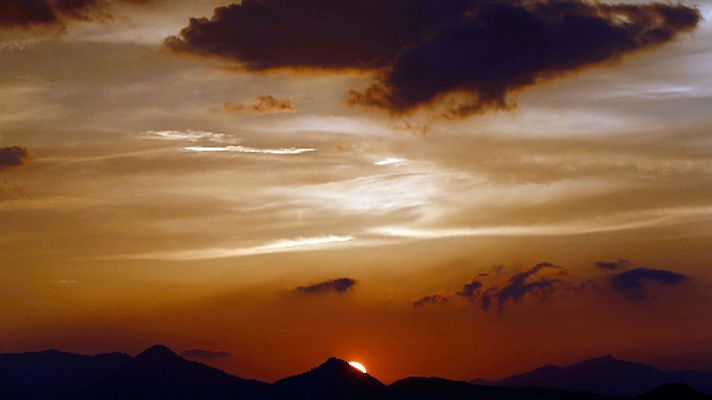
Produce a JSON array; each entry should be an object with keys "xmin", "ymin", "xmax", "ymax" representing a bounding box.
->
[
  {"xmin": 0, "ymin": 146, "xmax": 29, "ymax": 171},
  {"xmin": 0, "ymin": 0, "xmax": 153, "ymax": 28},
  {"xmin": 413, "ymin": 294, "xmax": 450, "ymax": 308},
  {"xmin": 609, "ymin": 267, "xmax": 688, "ymax": 299},
  {"xmin": 181, "ymin": 349, "xmax": 232, "ymax": 360},
  {"xmin": 594, "ymin": 259, "xmax": 630, "ymax": 270},
  {"xmin": 296, "ymin": 277, "xmax": 357, "ymax": 294},
  {"xmin": 166, "ymin": 0, "xmax": 701, "ymax": 117}
]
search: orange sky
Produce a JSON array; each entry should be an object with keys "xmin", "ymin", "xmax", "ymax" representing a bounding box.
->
[{"xmin": 1, "ymin": 0, "xmax": 712, "ymax": 383}]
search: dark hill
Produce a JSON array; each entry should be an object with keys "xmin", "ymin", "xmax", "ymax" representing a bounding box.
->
[
  {"xmin": 636, "ymin": 383, "xmax": 712, "ymax": 400},
  {"xmin": 273, "ymin": 357, "xmax": 386, "ymax": 400},
  {"xmin": 94, "ymin": 344, "xmax": 271, "ymax": 400},
  {"xmin": 0, "ymin": 349, "xmax": 131, "ymax": 399},
  {"xmin": 385, "ymin": 377, "xmax": 618, "ymax": 400}
]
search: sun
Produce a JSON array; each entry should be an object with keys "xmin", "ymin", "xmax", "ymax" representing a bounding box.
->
[{"xmin": 348, "ymin": 361, "xmax": 367, "ymax": 374}]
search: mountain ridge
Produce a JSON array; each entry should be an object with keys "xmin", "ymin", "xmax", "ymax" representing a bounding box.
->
[{"xmin": 1, "ymin": 345, "xmax": 710, "ymax": 400}]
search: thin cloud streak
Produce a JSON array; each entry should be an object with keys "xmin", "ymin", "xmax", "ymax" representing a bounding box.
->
[
  {"xmin": 182, "ymin": 146, "xmax": 315, "ymax": 155},
  {"xmin": 145, "ymin": 129, "xmax": 235, "ymax": 143},
  {"xmin": 123, "ymin": 235, "xmax": 355, "ymax": 261},
  {"xmin": 374, "ymin": 157, "xmax": 407, "ymax": 166}
]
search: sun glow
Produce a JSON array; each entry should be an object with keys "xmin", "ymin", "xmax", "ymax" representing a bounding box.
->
[{"xmin": 348, "ymin": 361, "xmax": 367, "ymax": 374}]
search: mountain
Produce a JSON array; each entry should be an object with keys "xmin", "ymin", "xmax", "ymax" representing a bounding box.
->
[
  {"xmin": 0, "ymin": 349, "xmax": 131, "ymax": 400},
  {"xmin": 636, "ymin": 383, "xmax": 712, "ymax": 400},
  {"xmin": 492, "ymin": 355, "xmax": 712, "ymax": 397},
  {"xmin": 94, "ymin": 344, "xmax": 271, "ymax": 400},
  {"xmin": 3, "ymin": 347, "xmax": 711, "ymax": 400},
  {"xmin": 273, "ymin": 357, "xmax": 386, "ymax": 400}
]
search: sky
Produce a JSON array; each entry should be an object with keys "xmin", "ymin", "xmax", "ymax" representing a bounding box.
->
[{"xmin": 1, "ymin": 0, "xmax": 712, "ymax": 384}]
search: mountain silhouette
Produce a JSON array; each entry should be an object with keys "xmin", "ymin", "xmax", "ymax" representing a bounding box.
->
[
  {"xmin": 636, "ymin": 383, "xmax": 712, "ymax": 400},
  {"xmin": 2, "ymin": 346, "xmax": 711, "ymax": 400},
  {"xmin": 94, "ymin": 344, "xmax": 270, "ymax": 400},
  {"xmin": 0, "ymin": 349, "xmax": 130, "ymax": 399},
  {"xmin": 491, "ymin": 355, "xmax": 712, "ymax": 397},
  {"xmin": 273, "ymin": 357, "xmax": 386, "ymax": 400}
]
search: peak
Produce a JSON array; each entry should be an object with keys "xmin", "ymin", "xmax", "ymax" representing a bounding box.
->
[
  {"xmin": 323, "ymin": 357, "xmax": 350, "ymax": 366},
  {"xmin": 135, "ymin": 344, "xmax": 181, "ymax": 361}
]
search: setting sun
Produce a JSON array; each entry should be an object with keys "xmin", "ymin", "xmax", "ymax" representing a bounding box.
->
[{"xmin": 348, "ymin": 361, "xmax": 367, "ymax": 374}]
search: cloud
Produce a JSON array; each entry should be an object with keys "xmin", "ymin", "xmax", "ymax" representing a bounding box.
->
[
  {"xmin": 0, "ymin": 0, "xmax": 154, "ymax": 29},
  {"xmin": 165, "ymin": 0, "xmax": 701, "ymax": 118},
  {"xmin": 481, "ymin": 262, "xmax": 570, "ymax": 311},
  {"xmin": 181, "ymin": 349, "xmax": 232, "ymax": 360},
  {"xmin": 0, "ymin": 146, "xmax": 29, "ymax": 171},
  {"xmin": 443, "ymin": 261, "xmax": 692, "ymax": 311},
  {"xmin": 125, "ymin": 235, "xmax": 355, "ymax": 261},
  {"xmin": 413, "ymin": 294, "xmax": 450, "ymax": 308},
  {"xmin": 217, "ymin": 95, "xmax": 296, "ymax": 114},
  {"xmin": 296, "ymin": 277, "xmax": 357, "ymax": 294},
  {"xmin": 594, "ymin": 259, "xmax": 630, "ymax": 270},
  {"xmin": 144, "ymin": 129, "xmax": 234, "ymax": 144},
  {"xmin": 608, "ymin": 267, "xmax": 689, "ymax": 299},
  {"xmin": 374, "ymin": 157, "xmax": 406, "ymax": 166},
  {"xmin": 182, "ymin": 145, "xmax": 314, "ymax": 155},
  {"xmin": 454, "ymin": 263, "xmax": 572, "ymax": 311}
]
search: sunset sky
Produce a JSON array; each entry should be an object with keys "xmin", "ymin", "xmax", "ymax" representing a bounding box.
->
[{"xmin": 1, "ymin": 0, "xmax": 712, "ymax": 384}]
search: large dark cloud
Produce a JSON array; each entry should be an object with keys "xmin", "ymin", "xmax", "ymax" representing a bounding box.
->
[
  {"xmin": 0, "ymin": 146, "xmax": 29, "ymax": 171},
  {"xmin": 180, "ymin": 348, "xmax": 232, "ymax": 360},
  {"xmin": 456, "ymin": 262, "xmax": 570, "ymax": 312},
  {"xmin": 166, "ymin": 0, "xmax": 701, "ymax": 118},
  {"xmin": 296, "ymin": 277, "xmax": 357, "ymax": 294},
  {"xmin": 609, "ymin": 267, "xmax": 688, "ymax": 299},
  {"xmin": 0, "ymin": 0, "xmax": 152, "ymax": 29}
]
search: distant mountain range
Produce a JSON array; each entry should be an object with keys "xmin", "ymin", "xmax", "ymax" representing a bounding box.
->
[
  {"xmin": 479, "ymin": 354, "xmax": 712, "ymax": 398},
  {"xmin": 1, "ymin": 345, "xmax": 710, "ymax": 400}
]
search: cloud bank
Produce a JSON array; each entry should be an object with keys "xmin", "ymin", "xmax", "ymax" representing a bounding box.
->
[
  {"xmin": 166, "ymin": 0, "xmax": 701, "ymax": 117},
  {"xmin": 420, "ymin": 260, "xmax": 690, "ymax": 312}
]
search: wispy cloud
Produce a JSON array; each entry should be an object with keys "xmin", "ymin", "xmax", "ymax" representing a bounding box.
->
[
  {"xmin": 125, "ymin": 235, "xmax": 355, "ymax": 261},
  {"xmin": 144, "ymin": 129, "xmax": 236, "ymax": 143},
  {"xmin": 374, "ymin": 157, "xmax": 407, "ymax": 166},
  {"xmin": 183, "ymin": 146, "xmax": 315, "ymax": 155}
]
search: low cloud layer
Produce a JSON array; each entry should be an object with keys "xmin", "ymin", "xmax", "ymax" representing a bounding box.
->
[
  {"xmin": 422, "ymin": 259, "xmax": 691, "ymax": 312},
  {"xmin": 166, "ymin": 0, "xmax": 701, "ymax": 118},
  {"xmin": 296, "ymin": 277, "xmax": 357, "ymax": 294},
  {"xmin": 217, "ymin": 95, "xmax": 296, "ymax": 114},
  {"xmin": 0, "ymin": 146, "xmax": 29, "ymax": 171},
  {"xmin": 181, "ymin": 348, "xmax": 232, "ymax": 360},
  {"xmin": 0, "ymin": 0, "xmax": 152, "ymax": 29}
]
